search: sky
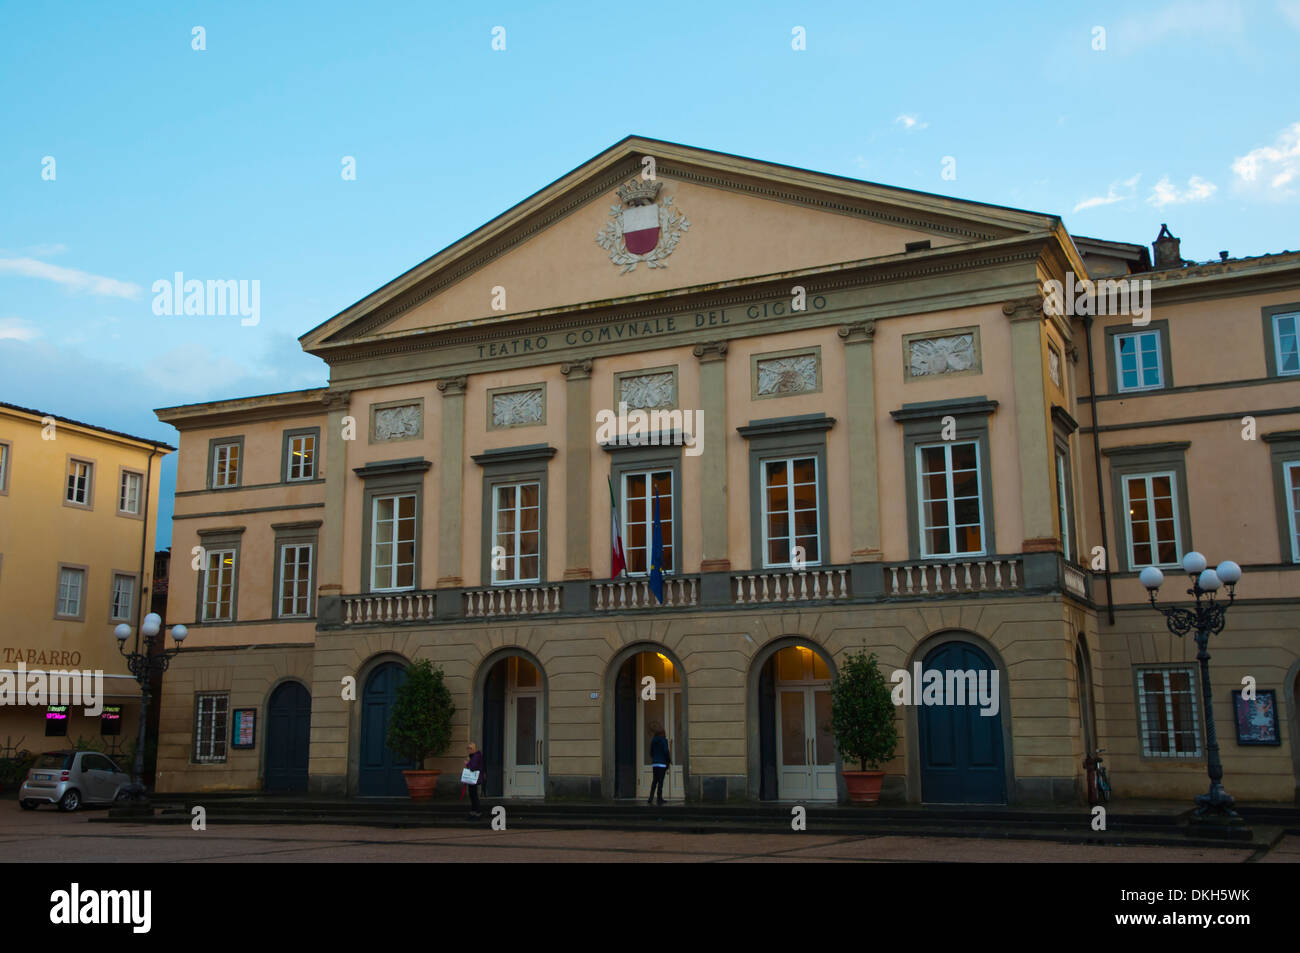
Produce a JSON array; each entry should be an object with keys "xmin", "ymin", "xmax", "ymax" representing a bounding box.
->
[{"xmin": 3, "ymin": 0, "xmax": 1299, "ymax": 549}]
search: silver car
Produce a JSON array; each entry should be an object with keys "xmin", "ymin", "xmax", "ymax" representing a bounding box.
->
[{"xmin": 19, "ymin": 750, "xmax": 131, "ymax": 812}]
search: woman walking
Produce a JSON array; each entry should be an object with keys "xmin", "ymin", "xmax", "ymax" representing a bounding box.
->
[
  {"xmin": 464, "ymin": 741, "xmax": 485, "ymax": 819},
  {"xmin": 647, "ymin": 724, "xmax": 670, "ymax": 806}
]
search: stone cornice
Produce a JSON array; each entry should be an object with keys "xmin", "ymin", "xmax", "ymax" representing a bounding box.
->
[
  {"xmin": 1100, "ymin": 441, "xmax": 1190, "ymax": 458},
  {"xmin": 352, "ymin": 458, "xmax": 433, "ymax": 479},
  {"xmin": 737, "ymin": 413, "xmax": 836, "ymax": 439},
  {"xmin": 889, "ymin": 396, "xmax": 999, "ymax": 423},
  {"xmin": 471, "ymin": 444, "xmax": 559, "ymax": 467},
  {"xmin": 319, "ymin": 235, "xmax": 1051, "ymax": 369}
]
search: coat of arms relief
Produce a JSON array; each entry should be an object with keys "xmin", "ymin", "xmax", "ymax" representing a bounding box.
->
[{"xmin": 596, "ymin": 178, "xmax": 690, "ymax": 273}]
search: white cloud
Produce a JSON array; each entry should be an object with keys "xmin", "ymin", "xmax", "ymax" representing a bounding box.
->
[
  {"xmin": 1147, "ymin": 175, "xmax": 1218, "ymax": 207},
  {"xmin": 1232, "ymin": 122, "xmax": 1300, "ymax": 198},
  {"xmin": 852, "ymin": 155, "xmax": 870, "ymax": 173},
  {"xmin": 1073, "ymin": 173, "xmax": 1141, "ymax": 212},
  {"xmin": 0, "ymin": 317, "xmax": 40, "ymax": 342},
  {"xmin": 0, "ymin": 257, "xmax": 141, "ymax": 298},
  {"xmin": 894, "ymin": 114, "xmax": 928, "ymax": 132}
]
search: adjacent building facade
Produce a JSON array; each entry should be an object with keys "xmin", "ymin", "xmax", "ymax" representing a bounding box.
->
[
  {"xmin": 0, "ymin": 402, "xmax": 172, "ymax": 758},
  {"xmin": 152, "ymin": 137, "xmax": 1300, "ymax": 804}
]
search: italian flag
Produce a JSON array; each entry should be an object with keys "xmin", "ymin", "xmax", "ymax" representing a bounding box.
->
[{"xmin": 608, "ymin": 476, "xmax": 627, "ymax": 579}]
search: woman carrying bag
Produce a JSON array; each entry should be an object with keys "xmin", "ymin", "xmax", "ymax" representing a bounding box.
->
[{"xmin": 462, "ymin": 741, "xmax": 485, "ymax": 819}]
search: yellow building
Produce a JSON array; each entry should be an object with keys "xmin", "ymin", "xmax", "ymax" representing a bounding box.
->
[
  {"xmin": 152, "ymin": 137, "xmax": 1300, "ymax": 805},
  {"xmin": 0, "ymin": 402, "xmax": 172, "ymax": 758}
]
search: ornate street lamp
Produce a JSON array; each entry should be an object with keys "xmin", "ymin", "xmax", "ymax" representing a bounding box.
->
[
  {"xmin": 113, "ymin": 612, "xmax": 187, "ymax": 798},
  {"xmin": 1139, "ymin": 552, "xmax": 1243, "ymax": 825}
]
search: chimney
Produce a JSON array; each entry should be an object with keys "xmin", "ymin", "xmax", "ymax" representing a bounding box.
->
[{"xmin": 1152, "ymin": 224, "xmax": 1182, "ymax": 269}]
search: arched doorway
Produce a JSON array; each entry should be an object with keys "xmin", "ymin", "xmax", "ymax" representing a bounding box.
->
[
  {"xmin": 265, "ymin": 680, "xmax": 311, "ymax": 793},
  {"xmin": 481, "ymin": 655, "xmax": 545, "ymax": 798},
  {"xmin": 917, "ymin": 640, "xmax": 1007, "ymax": 804},
  {"xmin": 611, "ymin": 650, "xmax": 686, "ymax": 800},
  {"xmin": 755, "ymin": 643, "xmax": 836, "ymax": 801},
  {"xmin": 359, "ymin": 661, "xmax": 414, "ymax": 796}
]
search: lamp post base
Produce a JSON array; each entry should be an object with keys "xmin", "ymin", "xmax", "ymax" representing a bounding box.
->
[{"xmin": 1188, "ymin": 784, "xmax": 1244, "ymax": 829}]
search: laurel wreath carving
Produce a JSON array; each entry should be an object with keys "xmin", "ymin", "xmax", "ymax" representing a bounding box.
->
[{"xmin": 595, "ymin": 196, "xmax": 690, "ymax": 274}]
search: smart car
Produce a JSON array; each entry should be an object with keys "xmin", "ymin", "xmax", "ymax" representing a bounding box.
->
[{"xmin": 18, "ymin": 750, "xmax": 131, "ymax": 811}]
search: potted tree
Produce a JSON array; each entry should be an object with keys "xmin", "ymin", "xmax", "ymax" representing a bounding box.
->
[
  {"xmin": 830, "ymin": 651, "xmax": 898, "ymax": 804},
  {"xmin": 386, "ymin": 659, "xmax": 456, "ymax": 801}
]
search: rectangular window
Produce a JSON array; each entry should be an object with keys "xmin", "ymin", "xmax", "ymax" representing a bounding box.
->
[
  {"xmin": 1123, "ymin": 472, "xmax": 1181, "ymax": 568},
  {"xmin": 278, "ymin": 543, "xmax": 313, "ymax": 617},
  {"xmin": 762, "ymin": 456, "xmax": 821, "ymax": 568},
  {"xmin": 56, "ymin": 567, "xmax": 85, "ymax": 617},
  {"xmin": 1274, "ymin": 312, "xmax": 1300, "ymax": 376},
  {"xmin": 622, "ymin": 470, "xmax": 673, "ymax": 575},
  {"xmin": 110, "ymin": 573, "xmax": 135, "ymax": 621},
  {"xmin": 491, "ymin": 482, "xmax": 541, "ymax": 584},
  {"xmin": 1137, "ymin": 667, "xmax": 1202, "ymax": 758},
  {"xmin": 212, "ymin": 442, "xmax": 240, "ymax": 488},
  {"xmin": 1056, "ymin": 450, "xmax": 1073, "ymax": 561},
  {"xmin": 0, "ymin": 441, "xmax": 9, "ymax": 493},
  {"xmin": 1285, "ymin": 461, "xmax": 1300, "ymax": 563},
  {"xmin": 286, "ymin": 433, "xmax": 316, "ymax": 481},
  {"xmin": 371, "ymin": 493, "xmax": 416, "ymax": 591},
  {"xmin": 66, "ymin": 460, "xmax": 92, "ymax": 505},
  {"xmin": 1114, "ymin": 330, "xmax": 1164, "ymax": 391},
  {"xmin": 202, "ymin": 549, "xmax": 236, "ymax": 621},
  {"xmin": 918, "ymin": 441, "xmax": 985, "ymax": 557},
  {"xmin": 118, "ymin": 470, "xmax": 142, "ymax": 514},
  {"xmin": 193, "ymin": 693, "xmax": 229, "ymax": 763}
]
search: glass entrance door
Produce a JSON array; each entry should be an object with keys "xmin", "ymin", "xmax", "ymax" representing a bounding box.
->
[
  {"xmin": 635, "ymin": 652, "xmax": 684, "ymax": 800},
  {"xmin": 504, "ymin": 658, "xmax": 544, "ymax": 797},
  {"xmin": 774, "ymin": 646, "xmax": 836, "ymax": 800}
]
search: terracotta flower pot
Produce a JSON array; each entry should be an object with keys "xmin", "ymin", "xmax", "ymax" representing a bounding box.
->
[
  {"xmin": 401, "ymin": 769, "xmax": 441, "ymax": 801},
  {"xmin": 842, "ymin": 770, "xmax": 886, "ymax": 804}
]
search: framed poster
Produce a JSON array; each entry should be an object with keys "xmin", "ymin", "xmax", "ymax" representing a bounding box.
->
[
  {"xmin": 1232, "ymin": 690, "xmax": 1280, "ymax": 746},
  {"xmin": 231, "ymin": 708, "xmax": 257, "ymax": 749}
]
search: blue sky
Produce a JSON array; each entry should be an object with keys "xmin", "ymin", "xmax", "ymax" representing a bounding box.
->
[{"xmin": 3, "ymin": 0, "xmax": 1298, "ymax": 548}]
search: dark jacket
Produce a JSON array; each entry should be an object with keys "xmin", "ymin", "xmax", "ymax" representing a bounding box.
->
[
  {"xmin": 466, "ymin": 750, "xmax": 484, "ymax": 785},
  {"xmin": 650, "ymin": 734, "xmax": 671, "ymax": 766}
]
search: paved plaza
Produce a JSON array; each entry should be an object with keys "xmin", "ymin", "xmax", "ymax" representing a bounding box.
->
[{"xmin": 3, "ymin": 806, "xmax": 1297, "ymax": 863}]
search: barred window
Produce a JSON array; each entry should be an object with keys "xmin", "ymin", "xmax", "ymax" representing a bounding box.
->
[
  {"xmin": 193, "ymin": 693, "xmax": 229, "ymax": 763},
  {"xmin": 1137, "ymin": 666, "xmax": 1202, "ymax": 758}
]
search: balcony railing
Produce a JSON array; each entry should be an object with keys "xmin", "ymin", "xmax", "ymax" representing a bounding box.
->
[
  {"xmin": 592, "ymin": 576, "xmax": 700, "ymax": 610},
  {"xmin": 732, "ymin": 568, "xmax": 850, "ymax": 604},
  {"xmin": 1063, "ymin": 561, "xmax": 1088, "ymax": 598},
  {"xmin": 342, "ymin": 591, "xmax": 437, "ymax": 625},
  {"xmin": 330, "ymin": 553, "xmax": 1085, "ymax": 627},
  {"xmin": 885, "ymin": 557, "xmax": 1021, "ymax": 597},
  {"xmin": 463, "ymin": 585, "xmax": 563, "ymax": 618}
]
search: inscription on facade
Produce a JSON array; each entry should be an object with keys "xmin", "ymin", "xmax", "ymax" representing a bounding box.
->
[{"xmin": 474, "ymin": 294, "xmax": 829, "ymax": 360}]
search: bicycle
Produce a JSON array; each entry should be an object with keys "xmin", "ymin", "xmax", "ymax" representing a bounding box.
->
[{"xmin": 1085, "ymin": 748, "xmax": 1110, "ymax": 805}]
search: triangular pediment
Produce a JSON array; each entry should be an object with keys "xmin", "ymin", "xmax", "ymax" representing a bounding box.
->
[{"xmin": 301, "ymin": 136, "xmax": 1059, "ymax": 352}]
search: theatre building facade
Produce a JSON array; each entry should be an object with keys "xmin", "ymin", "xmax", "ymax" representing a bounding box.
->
[{"xmin": 153, "ymin": 137, "xmax": 1300, "ymax": 804}]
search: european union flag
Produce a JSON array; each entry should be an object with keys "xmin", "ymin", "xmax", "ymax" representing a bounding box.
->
[{"xmin": 648, "ymin": 488, "xmax": 665, "ymax": 604}]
